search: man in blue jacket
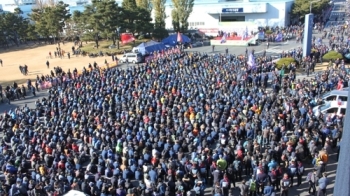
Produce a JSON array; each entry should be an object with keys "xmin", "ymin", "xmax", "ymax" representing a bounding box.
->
[
  {"xmin": 263, "ymin": 182, "xmax": 275, "ymax": 196},
  {"xmin": 318, "ymin": 172, "xmax": 329, "ymax": 196}
]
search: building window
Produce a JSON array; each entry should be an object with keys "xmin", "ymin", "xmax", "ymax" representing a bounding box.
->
[{"xmin": 189, "ymin": 22, "xmax": 205, "ymax": 26}]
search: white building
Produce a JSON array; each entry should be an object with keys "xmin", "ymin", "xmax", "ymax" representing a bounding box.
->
[
  {"xmin": 0, "ymin": 0, "xmax": 37, "ymax": 17},
  {"xmin": 0, "ymin": 0, "xmax": 94, "ymax": 17},
  {"xmin": 163, "ymin": 0, "xmax": 294, "ymax": 33},
  {"xmin": 0, "ymin": 0, "xmax": 294, "ymax": 30}
]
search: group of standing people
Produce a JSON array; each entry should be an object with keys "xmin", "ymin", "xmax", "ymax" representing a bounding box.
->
[{"xmin": 0, "ymin": 40, "xmax": 343, "ymax": 196}]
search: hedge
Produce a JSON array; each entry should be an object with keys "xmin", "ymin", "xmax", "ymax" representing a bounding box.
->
[
  {"xmin": 275, "ymin": 57, "xmax": 297, "ymax": 69},
  {"xmin": 322, "ymin": 51, "xmax": 343, "ymax": 61}
]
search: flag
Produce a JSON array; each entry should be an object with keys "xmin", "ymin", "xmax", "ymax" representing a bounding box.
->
[
  {"xmin": 177, "ymin": 32, "xmax": 183, "ymax": 43},
  {"xmin": 221, "ymin": 33, "xmax": 227, "ymax": 44},
  {"xmin": 247, "ymin": 53, "xmax": 256, "ymax": 69},
  {"xmin": 275, "ymin": 32, "xmax": 283, "ymax": 42},
  {"xmin": 245, "ymin": 26, "xmax": 249, "ymax": 38},
  {"xmin": 121, "ymin": 33, "xmax": 135, "ymax": 44}
]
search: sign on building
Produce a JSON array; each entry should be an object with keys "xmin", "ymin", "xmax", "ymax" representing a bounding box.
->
[{"xmin": 222, "ymin": 8, "xmax": 244, "ymax": 13}]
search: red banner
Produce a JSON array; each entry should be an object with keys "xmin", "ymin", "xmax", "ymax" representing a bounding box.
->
[{"xmin": 121, "ymin": 33, "xmax": 135, "ymax": 44}]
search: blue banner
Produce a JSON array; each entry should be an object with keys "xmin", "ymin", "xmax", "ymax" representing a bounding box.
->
[
  {"xmin": 222, "ymin": 8, "xmax": 243, "ymax": 13},
  {"xmin": 302, "ymin": 14, "xmax": 314, "ymax": 57}
]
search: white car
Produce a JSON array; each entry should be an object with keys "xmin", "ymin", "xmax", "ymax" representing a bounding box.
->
[
  {"xmin": 119, "ymin": 53, "xmax": 143, "ymax": 64},
  {"xmin": 320, "ymin": 90, "xmax": 348, "ymax": 102},
  {"xmin": 313, "ymin": 101, "xmax": 347, "ymax": 117}
]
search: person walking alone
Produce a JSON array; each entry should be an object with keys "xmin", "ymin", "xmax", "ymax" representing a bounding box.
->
[
  {"xmin": 46, "ymin": 60, "xmax": 50, "ymax": 69},
  {"xmin": 317, "ymin": 173, "xmax": 329, "ymax": 196}
]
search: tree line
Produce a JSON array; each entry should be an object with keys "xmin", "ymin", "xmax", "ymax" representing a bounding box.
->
[
  {"xmin": 0, "ymin": 0, "xmax": 329, "ymax": 48},
  {"xmin": 0, "ymin": 0, "xmax": 195, "ymax": 48}
]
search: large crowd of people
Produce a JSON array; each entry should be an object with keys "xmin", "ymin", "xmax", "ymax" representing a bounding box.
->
[{"xmin": 0, "ymin": 18, "xmax": 348, "ymax": 196}]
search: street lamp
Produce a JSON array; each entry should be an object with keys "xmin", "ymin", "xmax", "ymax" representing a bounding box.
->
[
  {"xmin": 116, "ymin": 27, "xmax": 121, "ymax": 49},
  {"xmin": 310, "ymin": 0, "xmax": 320, "ymax": 13}
]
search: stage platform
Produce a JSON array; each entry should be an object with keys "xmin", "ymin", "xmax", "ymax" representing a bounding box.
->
[{"xmin": 210, "ymin": 36, "xmax": 256, "ymax": 46}]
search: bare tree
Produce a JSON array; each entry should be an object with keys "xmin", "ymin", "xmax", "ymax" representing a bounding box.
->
[
  {"xmin": 33, "ymin": 0, "xmax": 56, "ymax": 10},
  {"xmin": 47, "ymin": 0, "xmax": 57, "ymax": 7},
  {"xmin": 33, "ymin": 0, "xmax": 46, "ymax": 9}
]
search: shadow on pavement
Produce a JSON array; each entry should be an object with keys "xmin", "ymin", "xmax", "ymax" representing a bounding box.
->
[{"xmin": 0, "ymin": 91, "xmax": 48, "ymax": 113}]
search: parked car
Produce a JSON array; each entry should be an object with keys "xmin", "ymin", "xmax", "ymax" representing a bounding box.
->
[
  {"xmin": 313, "ymin": 101, "xmax": 347, "ymax": 117},
  {"xmin": 321, "ymin": 90, "xmax": 348, "ymax": 102},
  {"xmin": 119, "ymin": 53, "xmax": 143, "ymax": 64}
]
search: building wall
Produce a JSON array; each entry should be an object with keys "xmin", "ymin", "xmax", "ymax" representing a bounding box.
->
[
  {"xmin": 163, "ymin": 0, "xmax": 294, "ymax": 30},
  {"xmin": 245, "ymin": 2, "xmax": 287, "ymax": 27},
  {"xmin": 0, "ymin": 0, "xmax": 294, "ymax": 28},
  {"xmin": 0, "ymin": 0, "xmax": 92, "ymax": 17}
]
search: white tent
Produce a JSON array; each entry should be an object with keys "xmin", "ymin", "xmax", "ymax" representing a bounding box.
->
[{"xmin": 64, "ymin": 190, "xmax": 87, "ymax": 196}]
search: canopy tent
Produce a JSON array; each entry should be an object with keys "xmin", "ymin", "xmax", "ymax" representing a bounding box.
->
[
  {"xmin": 162, "ymin": 33, "xmax": 191, "ymax": 46},
  {"xmin": 132, "ymin": 40, "xmax": 167, "ymax": 55}
]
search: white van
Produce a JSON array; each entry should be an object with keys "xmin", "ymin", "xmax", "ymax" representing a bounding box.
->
[
  {"xmin": 119, "ymin": 53, "xmax": 142, "ymax": 64},
  {"xmin": 321, "ymin": 90, "xmax": 348, "ymax": 102},
  {"xmin": 313, "ymin": 101, "xmax": 347, "ymax": 117}
]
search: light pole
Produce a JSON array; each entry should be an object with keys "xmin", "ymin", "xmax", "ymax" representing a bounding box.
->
[
  {"xmin": 310, "ymin": 0, "xmax": 320, "ymax": 13},
  {"xmin": 116, "ymin": 27, "xmax": 121, "ymax": 49}
]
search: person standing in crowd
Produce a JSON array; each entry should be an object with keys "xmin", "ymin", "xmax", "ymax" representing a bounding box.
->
[
  {"xmin": 307, "ymin": 169, "xmax": 317, "ymax": 195},
  {"xmin": 220, "ymin": 173, "xmax": 231, "ymax": 196},
  {"xmin": 288, "ymin": 160, "xmax": 297, "ymax": 187},
  {"xmin": 263, "ymin": 182, "xmax": 275, "ymax": 196},
  {"xmin": 280, "ymin": 173, "xmax": 291, "ymax": 196},
  {"xmin": 233, "ymin": 157, "xmax": 243, "ymax": 181},
  {"xmin": 296, "ymin": 161, "xmax": 304, "ymax": 186},
  {"xmin": 248, "ymin": 175, "xmax": 257, "ymax": 196},
  {"xmin": 240, "ymin": 180, "xmax": 249, "ymax": 196},
  {"xmin": 0, "ymin": 23, "xmax": 344, "ymax": 195},
  {"xmin": 317, "ymin": 173, "xmax": 329, "ymax": 196}
]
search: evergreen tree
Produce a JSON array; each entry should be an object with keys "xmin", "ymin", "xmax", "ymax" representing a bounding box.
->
[
  {"xmin": 83, "ymin": 0, "xmax": 122, "ymax": 48},
  {"xmin": 122, "ymin": 0, "xmax": 153, "ymax": 34},
  {"xmin": 136, "ymin": 0, "xmax": 152, "ymax": 12},
  {"xmin": 292, "ymin": 0, "xmax": 330, "ymax": 21},
  {"xmin": 171, "ymin": 0, "xmax": 194, "ymax": 32},
  {"xmin": 0, "ymin": 8, "xmax": 29, "ymax": 46},
  {"xmin": 152, "ymin": 0, "xmax": 168, "ymax": 39},
  {"xmin": 153, "ymin": 0, "xmax": 166, "ymax": 29},
  {"xmin": 29, "ymin": 1, "xmax": 71, "ymax": 43}
]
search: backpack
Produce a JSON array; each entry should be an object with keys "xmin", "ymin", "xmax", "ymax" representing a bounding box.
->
[
  {"xmin": 321, "ymin": 154, "xmax": 328, "ymax": 163},
  {"xmin": 289, "ymin": 166, "xmax": 297, "ymax": 176},
  {"xmin": 270, "ymin": 170, "xmax": 277, "ymax": 181},
  {"xmin": 227, "ymin": 167, "xmax": 233, "ymax": 175},
  {"xmin": 298, "ymin": 166, "xmax": 304, "ymax": 175},
  {"xmin": 233, "ymin": 161, "xmax": 241, "ymax": 171},
  {"xmin": 249, "ymin": 180, "xmax": 256, "ymax": 191}
]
